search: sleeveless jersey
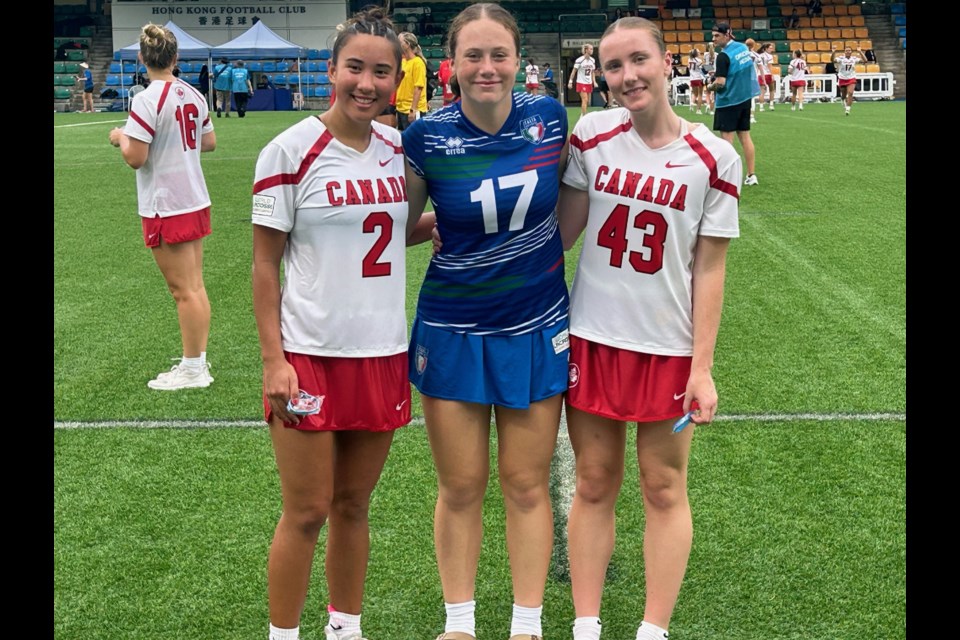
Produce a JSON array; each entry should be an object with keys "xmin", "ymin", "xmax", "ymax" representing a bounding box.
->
[
  {"xmin": 403, "ymin": 93, "xmax": 569, "ymax": 336},
  {"xmin": 123, "ymin": 79, "xmax": 213, "ymax": 219},
  {"xmin": 251, "ymin": 117, "xmax": 409, "ymax": 357},
  {"xmin": 562, "ymin": 110, "xmax": 741, "ymax": 355}
]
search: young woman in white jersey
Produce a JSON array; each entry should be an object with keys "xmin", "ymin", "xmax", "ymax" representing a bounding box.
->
[
  {"xmin": 569, "ymin": 43, "xmax": 599, "ymax": 116},
  {"xmin": 108, "ymin": 23, "xmax": 216, "ymax": 391},
  {"xmin": 744, "ymin": 39, "xmax": 761, "ymax": 123},
  {"xmin": 557, "ymin": 16, "xmax": 740, "ymax": 640},
  {"xmin": 687, "ymin": 48, "xmax": 706, "ymax": 115},
  {"xmin": 250, "ymin": 8, "xmax": 415, "ymax": 640},
  {"xmin": 831, "ymin": 46, "xmax": 867, "ymax": 115},
  {"xmin": 701, "ymin": 43, "xmax": 717, "ymax": 114},
  {"xmin": 757, "ymin": 43, "xmax": 775, "ymax": 111},
  {"xmin": 788, "ymin": 49, "xmax": 807, "ymax": 110}
]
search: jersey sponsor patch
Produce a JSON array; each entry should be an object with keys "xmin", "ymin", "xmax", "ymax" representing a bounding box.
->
[
  {"xmin": 552, "ymin": 328, "xmax": 570, "ymax": 354},
  {"xmin": 520, "ymin": 114, "xmax": 546, "ymax": 145},
  {"xmin": 252, "ymin": 194, "xmax": 276, "ymax": 217}
]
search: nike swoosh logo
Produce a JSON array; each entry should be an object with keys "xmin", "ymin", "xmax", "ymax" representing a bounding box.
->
[
  {"xmin": 673, "ymin": 392, "xmax": 686, "ymax": 400},
  {"xmin": 395, "ymin": 399, "xmax": 408, "ymax": 410},
  {"xmin": 665, "ymin": 162, "xmax": 690, "ymax": 169},
  {"xmin": 379, "ymin": 158, "xmax": 392, "ymax": 167}
]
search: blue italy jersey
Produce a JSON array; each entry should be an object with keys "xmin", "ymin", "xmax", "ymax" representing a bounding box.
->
[{"xmin": 403, "ymin": 92, "xmax": 569, "ymax": 336}]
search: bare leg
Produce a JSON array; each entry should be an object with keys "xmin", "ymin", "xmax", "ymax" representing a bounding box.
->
[{"xmin": 151, "ymin": 237, "xmax": 210, "ymax": 358}]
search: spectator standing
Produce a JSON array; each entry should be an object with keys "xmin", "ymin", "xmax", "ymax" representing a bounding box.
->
[
  {"xmin": 77, "ymin": 61, "xmax": 95, "ymax": 113},
  {"xmin": 198, "ymin": 63, "xmax": 209, "ymax": 105},
  {"xmin": 437, "ymin": 52, "xmax": 457, "ymax": 106},
  {"xmin": 108, "ymin": 22, "xmax": 216, "ymax": 391},
  {"xmin": 569, "ymin": 43, "xmax": 598, "ymax": 117},
  {"xmin": 212, "ymin": 57, "xmax": 232, "ymax": 117},
  {"xmin": 524, "ymin": 57, "xmax": 540, "ymax": 95},
  {"xmin": 395, "ymin": 32, "xmax": 428, "ymax": 130},
  {"xmin": 230, "ymin": 60, "xmax": 253, "ymax": 118},
  {"xmin": 542, "ymin": 62, "xmax": 558, "ymax": 98},
  {"xmin": 709, "ymin": 22, "xmax": 760, "ymax": 185}
]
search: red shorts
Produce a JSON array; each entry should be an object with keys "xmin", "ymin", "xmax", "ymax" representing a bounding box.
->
[
  {"xmin": 575, "ymin": 82, "xmax": 593, "ymax": 94},
  {"xmin": 141, "ymin": 207, "xmax": 211, "ymax": 247},
  {"xmin": 690, "ymin": 79, "xmax": 704, "ymax": 87},
  {"xmin": 790, "ymin": 80, "xmax": 806, "ymax": 88},
  {"xmin": 525, "ymin": 82, "xmax": 539, "ymax": 90},
  {"xmin": 763, "ymin": 74, "xmax": 774, "ymax": 86},
  {"xmin": 265, "ymin": 351, "xmax": 411, "ymax": 432},
  {"xmin": 838, "ymin": 77, "xmax": 856, "ymax": 87},
  {"xmin": 566, "ymin": 336, "xmax": 692, "ymax": 423}
]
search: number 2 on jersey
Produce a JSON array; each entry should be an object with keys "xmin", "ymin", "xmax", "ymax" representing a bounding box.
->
[
  {"xmin": 597, "ymin": 204, "xmax": 667, "ymax": 274},
  {"xmin": 470, "ymin": 169, "xmax": 539, "ymax": 234},
  {"xmin": 362, "ymin": 211, "xmax": 393, "ymax": 277}
]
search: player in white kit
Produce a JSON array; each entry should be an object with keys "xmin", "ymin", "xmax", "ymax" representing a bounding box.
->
[
  {"xmin": 831, "ymin": 46, "xmax": 867, "ymax": 115},
  {"xmin": 757, "ymin": 42, "xmax": 775, "ymax": 111},
  {"xmin": 788, "ymin": 49, "xmax": 807, "ymax": 110},
  {"xmin": 557, "ymin": 17, "xmax": 741, "ymax": 640},
  {"xmin": 569, "ymin": 43, "xmax": 599, "ymax": 116},
  {"xmin": 250, "ymin": 8, "xmax": 417, "ymax": 640},
  {"xmin": 108, "ymin": 23, "xmax": 216, "ymax": 391}
]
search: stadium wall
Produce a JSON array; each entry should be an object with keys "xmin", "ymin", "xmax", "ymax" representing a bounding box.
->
[{"xmin": 111, "ymin": 0, "xmax": 347, "ymax": 53}]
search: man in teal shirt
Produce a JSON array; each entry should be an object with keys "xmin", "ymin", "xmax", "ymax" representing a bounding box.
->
[
  {"xmin": 709, "ymin": 22, "xmax": 760, "ymax": 186},
  {"xmin": 212, "ymin": 57, "xmax": 232, "ymax": 117},
  {"xmin": 230, "ymin": 60, "xmax": 254, "ymax": 118}
]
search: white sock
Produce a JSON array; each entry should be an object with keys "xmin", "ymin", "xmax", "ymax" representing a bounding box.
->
[
  {"xmin": 269, "ymin": 623, "xmax": 299, "ymax": 640},
  {"xmin": 510, "ymin": 603, "xmax": 543, "ymax": 637},
  {"xmin": 200, "ymin": 351, "xmax": 207, "ymax": 364},
  {"xmin": 181, "ymin": 355, "xmax": 203, "ymax": 372},
  {"xmin": 636, "ymin": 620, "xmax": 669, "ymax": 640},
  {"xmin": 445, "ymin": 600, "xmax": 476, "ymax": 636},
  {"xmin": 573, "ymin": 616, "xmax": 602, "ymax": 640},
  {"xmin": 327, "ymin": 609, "xmax": 362, "ymax": 637}
]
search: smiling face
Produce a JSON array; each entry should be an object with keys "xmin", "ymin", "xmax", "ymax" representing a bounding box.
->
[
  {"xmin": 599, "ymin": 23, "xmax": 672, "ymax": 114},
  {"xmin": 451, "ymin": 17, "xmax": 519, "ymax": 109},
  {"xmin": 328, "ymin": 33, "xmax": 402, "ymax": 124}
]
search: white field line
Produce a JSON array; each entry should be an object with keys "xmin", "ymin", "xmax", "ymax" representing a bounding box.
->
[{"xmin": 52, "ymin": 411, "xmax": 905, "ymax": 430}]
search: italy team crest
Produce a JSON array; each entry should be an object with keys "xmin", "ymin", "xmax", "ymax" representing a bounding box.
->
[
  {"xmin": 520, "ymin": 115, "xmax": 545, "ymax": 145},
  {"xmin": 416, "ymin": 344, "xmax": 429, "ymax": 375}
]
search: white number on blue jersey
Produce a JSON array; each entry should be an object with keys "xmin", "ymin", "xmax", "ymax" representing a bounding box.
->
[{"xmin": 469, "ymin": 169, "xmax": 540, "ymax": 234}]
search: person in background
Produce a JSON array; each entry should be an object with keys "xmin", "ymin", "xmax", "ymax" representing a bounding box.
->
[
  {"xmin": 437, "ymin": 50, "xmax": 457, "ymax": 107},
  {"xmin": 596, "ymin": 66, "xmax": 611, "ymax": 108},
  {"xmin": 542, "ymin": 62, "xmax": 558, "ymax": 98},
  {"xmin": 108, "ymin": 22, "xmax": 216, "ymax": 391},
  {"xmin": 787, "ymin": 48, "xmax": 807, "ymax": 111},
  {"xmin": 701, "ymin": 43, "xmax": 717, "ymax": 115},
  {"xmin": 524, "ymin": 56, "xmax": 540, "ymax": 95},
  {"xmin": 212, "ymin": 56, "xmax": 232, "ymax": 117},
  {"xmin": 250, "ymin": 7, "xmax": 414, "ymax": 640},
  {"xmin": 757, "ymin": 43, "xmax": 775, "ymax": 111},
  {"xmin": 395, "ymin": 31, "xmax": 429, "ymax": 130},
  {"xmin": 831, "ymin": 46, "xmax": 867, "ymax": 116},
  {"xmin": 744, "ymin": 38, "xmax": 761, "ymax": 124},
  {"xmin": 231, "ymin": 60, "xmax": 254, "ymax": 118},
  {"xmin": 687, "ymin": 48, "xmax": 706, "ymax": 115},
  {"xmin": 402, "ymin": 4, "xmax": 570, "ymax": 639},
  {"xmin": 787, "ymin": 8, "xmax": 800, "ymax": 30},
  {"xmin": 198, "ymin": 63, "xmax": 210, "ymax": 106},
  {"xmin": 569, "ymin": 43, "xmax": 598, "ymax": 117},
  {"xmin": 557, "ymin": 17, "xmax": 740, "ymax": 640},
  {"xmin": 77, "ymin": 61, "xmax": 95, "ymax": 113},
  {"xmin": 709, "ymin": 22, "xmax": 760, "ymax": 186}
]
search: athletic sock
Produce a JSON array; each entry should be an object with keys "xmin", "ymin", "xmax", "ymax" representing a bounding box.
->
[
  {"xmin": 269, "ymin": 623, "xmax": 299, "ymax": 640},
  {"xmin": 636, "ymin": 620, "xmax": 669, "ymax": 640},
  {"xmin": 445, "ymin": 600, "xmax": 476, "ymax": 636},
  {"xmin": 180, "ymin": 355, "xmax": 203, "ymax": 372},
  {"xmin": 327, "ymin": 608, "xmax": 362, "ymax": 638},
  {"xmin": 200, "ymin": 351, "xmax": 207, "ymax": 364},
  {"xmin": 510, "ymin": 603, "xmax": 543, "ymax": 637},
  {"xmin": 573, "ymin": 616, "xmax": 602, "ymax": 640}
]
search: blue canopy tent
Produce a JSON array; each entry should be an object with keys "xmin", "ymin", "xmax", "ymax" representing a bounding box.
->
[
  {"xmin": 210, "ymin": 21, "xmax": 307, "ymax": 110},
  {"xmin": 115, "ymin": 20, "xmax": 214, "ymax": 110}
]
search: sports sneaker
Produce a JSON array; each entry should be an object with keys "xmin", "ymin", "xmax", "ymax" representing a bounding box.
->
[
  {"xmin": 435, "ymin": 634, "xmax": 477, "ymax": 640},
  {"xmin": 798, "ymin": 104, "xmax": 803, "ymax": 110},
  {"xmin": 325, "ymin": 624, "xmax": 367, "ymax": 640},
  {"xmin": 769, "ymin": 104, "xmax": 775, "ymax": 111},
  {"xmin": 744, "ymin": 174, "xmax": 759, "ymax": 186},
  {"xmin": 750, "ymin": 116, "xmax": 757, "ymax": 124},
  {"xmin": 696, "ymin": 109, "xmax": 702, "ymax": 115},
  {"xmin": 759, "ymin": 105, "xmax": 765, "ymax": 112},
  {"xmin": 147, "ymin": 362, "xmax": 213, "ymax": 390},
  {"xmin": 791, "ymin": 105, "xmax": 796, "ymax": 111}
]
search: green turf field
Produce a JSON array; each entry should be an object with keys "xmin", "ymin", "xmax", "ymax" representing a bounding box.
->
[{"xmin": 54, "ymin": 100, "xmax": 906, "ymax": 640}]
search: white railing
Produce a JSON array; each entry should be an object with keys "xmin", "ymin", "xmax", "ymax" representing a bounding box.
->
[{"xmin": 670, "ymin": 72, "xmax": 895, "ymax": 106}]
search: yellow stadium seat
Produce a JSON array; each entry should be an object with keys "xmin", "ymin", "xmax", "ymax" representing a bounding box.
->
[
  {"xmin": 728, "ymin": 7, "xmax": 742, "ymax": 18},
  {"xmin": 742, "ymin": 8, "xmax": 755, "ymax": 19},
  {"xmin": 800, "ymin": 29, "xmax": 814, "ymax": 40},
  {"xmin": 803, "ymin": 41, "xmax": 817, "ymax": 52},
  {"xmin": 680, "ymin": 43, "xmax": 693, "ymax": 54},
  {"xmin": 771, "ymin": 65, "xmax": 781, "ymax": 78},
  {"xmin": 844, "ymin": 39, "xmax": 858, "ymax": 49},
  {"xmin": 851, "ymin": 16, "xmax": 865, "ymax": 27},
  {"xmin": 831, "ymin": 40, "xmax": 844, "ymax": 51},
  {"xmin": 817, "ymin": 40, "xmax": 831, "ymax": 52},
  {"xmin": 866, "ymin": 63, "xmax": 880, "ymax": 73},
  {"xmin": 715, "ymin": 8, "xmax": 728, "ymax": 19},
  {"xmin": 751, "ymin": 0, "xmax": 764, "ymax": 6},
  {"xmin": 854, "ymin": 28, "xmax": 869, "ymax": 39},
  {"xmin": 689, "ymin": 32, "xmax": 704, "ymax": 42},
  {"xmin": 664, "ymin": 32, "xmax": 678, "ymax": 43},
  {"xmin": 824, "ymin": 17, "xmax": 838, "ymax": 28},
  {"xmin": 841, "ymin": 28, "xmax": 855, "ymax": 39},
  {"xmin": 814, "ymin": 29, "xmax": 827, "ymax": 40},
  {"xmin": 848, "ymin": 5, "xmax": 862, "ymax": 16},
  {"xmin": 681, "ymin": 54, "xmax": 690, "ymax": 66},
  {"xmin": 859, "ymin": 39, "xmax": 872, "ymax": 50},
  {"xmin": 827, "ymin": 28, "xmax": 841, "ymax": 40},
  {"xmin": 676, "ymin": 19, "xmax": 689, "ymax": 31},
  {"xmin": 798, "ymin": 17, "xmax": 812, "ymax": 29},
  {"xmin": 835, "ymin": 5, "xmax": 848, "ymax": 16},
  {"xmin": 809, "ymin": 64, "xmax": 825, "ymax": 74},
  {"xmin": 790, "ymin": 41, "xmax": 804, "ymax": 52},
  {"xmin": 821, "ymin": 6, "xmax": 835, "ymax": 17},
  {"xmin": 663, "ymin": 19, "xmax": 676, "ymax": 31},
  {"xmin": 811, "ymin": 18, "xmax": 825, "ymax": 28},
  {"xmin": 689, "ymin": 19, "xmax": 702, "ymax": 31},
  {"xmin": 787, "ymin": 29, "xmax": 801, "ymax": 41},
  {"xmin": 854, "ymin": 64, "xmax": 866, "ymax": 74},
  {"xmin": 837, "ymin": 16, "xmax": 852, "ymax": 27},
  {"xmin": 677, "ymin": 32, "xmax": 691, "ymax": 43},
  {"xmin": 730, "ymin": 19, "xmax": 745, "ymax": 30},
  {"xmin": 806, "ymin": 52, "xmax": 821, "ymax": 63}
]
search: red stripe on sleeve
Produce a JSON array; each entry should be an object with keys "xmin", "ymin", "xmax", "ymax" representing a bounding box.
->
[
  {"xmin": 156, "ymin": 81, "xmax": 171, "ymax": 115},
  {"xmin": 570, "ymin": 120, "xmax": 633, "ymax": 152},
  {"xmin": 252, "ymin": 129, "xmax": 334, "ymax": 194},
  {"xmin": 129, "ymin": 110, "xmax": 154, "ymax": 137},
  {"xmin": 684, "ymin": 133, "xmax": 739, "ymax": 200}
]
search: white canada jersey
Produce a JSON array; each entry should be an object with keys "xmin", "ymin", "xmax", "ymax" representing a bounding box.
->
[
  {"xmin": 759, "ymin": 51, "xmax": 774, "ymax": 75},
  {"xmin": 688, "ymin": 57, "xmax": 704, "ymax": 81},
  {"xmin": 749, "ymin": 50, "xmax": 763, "ymax": 77},
  {"xmin": 123, "ymin": 79, "xmax": 213, "ymax": 218},
  {"xmin": 574, "ymin": 55, "xmax": 596, "ymax": 84},
  {"xmin": 836, "ymin": 54, "xmax": 859, "ymax": 80},
  {"xmin": 562, "ymin": 110, "xmax": 740, "ymax": 355},
  {"xmin": 525, "ymin": 63, "xmax": 539, "ymax": 84},
  {"xmin": 252, "ymin": 117, "xmax": 409, "ymax": 358},
  {"xmin": 789, "ymin": 58, "xmax": 807, "ymax": 80}
]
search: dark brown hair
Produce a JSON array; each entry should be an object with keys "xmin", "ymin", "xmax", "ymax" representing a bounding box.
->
[
  {"xmin": 331, "ymin": 5, "xmax": 401, "ymax": 69},
  {"xmin": 447, "ymin": 3, "xmax": 520, "ymax": 59}
]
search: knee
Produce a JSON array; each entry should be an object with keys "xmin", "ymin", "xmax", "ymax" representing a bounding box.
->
[
  {"xmin": 639, "ymin": 468, "xmax": 687, "ymax": 513},
  {"xmin": 283, "ymin": 497, "xmax": 331, "ymax": 539},
  {"xmin": 330, "ymin": 490, "xmax": 372, "ymax": 524},
  {"xmin": 499, "ymin": 468, "xmax": 550, "ymax": 512},
  {"xmin": 438, "ymin": 472, "xmax": 488, "ymax": 512},
  {"xmin": 574, "ymin": 463, "xmax": 623, "ymax": 506}
]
